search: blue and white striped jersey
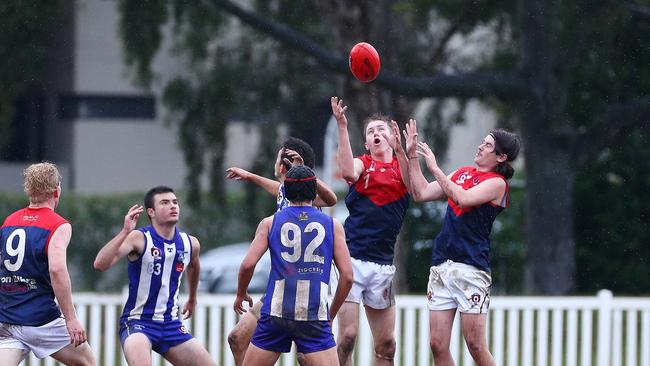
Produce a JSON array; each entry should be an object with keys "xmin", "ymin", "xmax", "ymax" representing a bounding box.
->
[
  {"xmin": 120, "ymin": 225, "xmax": 192, "ymax": 323},
  {"xmin": 261, "ymin": 206, "xmax": 334, "ymax": 321}
]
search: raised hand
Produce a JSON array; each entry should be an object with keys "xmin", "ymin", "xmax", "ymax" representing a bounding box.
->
[
  {"xmin": 404, "ymin": 119, "xmax": 418, "ymax": 159},
  {"xmin": 416, "ymin": 141, "xmax": 439, "ymax": 172},
  {"xmin": 225, "ymin": 167, "xmax": 252, "ymax": 181},
  {"xmin": 123, "ymin": 204, "xmax": 143, "ymax": 233},
  {"xmin": 331, "ymin": 96, "xmax": 349, "ymax": 128},
  {"xmin": 283, "ymin": 148, "xmax": 304, "ymax": 168},
  {"xmin": 382, "ymin": 120, "xmax": 403, "ymax": 153}
]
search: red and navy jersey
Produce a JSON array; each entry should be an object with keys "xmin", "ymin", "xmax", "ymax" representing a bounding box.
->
[
  {"xmin": 344, "ymin": 154, "xmax": 410, "ymax": 265},
  {"xmin": 431, "ymin": 166, "xmax": 508, "ymax": 272},
  {"xmin": 0, "ymin": 207, "xmax": 68, "ymax": 326}
]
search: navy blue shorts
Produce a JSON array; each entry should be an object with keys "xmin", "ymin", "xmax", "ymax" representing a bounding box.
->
[
  {"xmin": 119, "ymin": 319, "xmax": 193, "ymax": 355},
  {"xmin": 251, "ymin": 314, "xmax": 336, "ymax": 354}
]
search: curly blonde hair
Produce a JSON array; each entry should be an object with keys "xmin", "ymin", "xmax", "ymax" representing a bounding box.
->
[{"xmin": 23, "ymin": 162, "xmax": 61, "ymax": 203}]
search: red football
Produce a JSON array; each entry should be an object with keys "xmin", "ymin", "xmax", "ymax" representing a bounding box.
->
[{"xmin": 349, "ymin": 42, "xmax": 381, "ymax": 83}]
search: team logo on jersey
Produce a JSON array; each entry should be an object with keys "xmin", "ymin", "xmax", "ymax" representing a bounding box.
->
[
  {"xmin": 298, "ymin": 212, "xmax": 309, "ymax": 221},
  {"xmin": 179, "ymin": 325, "xmax": 188, "ymax": 334},
  {"xmin": 177, "ymin": 251, "xmax": 186, "ymax": 262},
  {"xmin": 176, "ymin": 262, "xmax": 184, "ymax": 272},
  {"xmin": 166, "ymin": 247, "xmax": 175, "ymax": 253},
  {"xmin": 473, "ymin": 177, "xmax": 481, "ymax": 186},
  {"xmin": 151, "ymin": 247, "xmax": 162, "ymax": 260},
  {"xmin": 470, "ymin": 293, "xmax": 481, "ymax": 305},
  {"xmin": 456, "ymin": 172, "xmax": 470, "ymax": 184},
  {"xmin": 20, "ymin": 215, "xmax": 39, "ymax": 222}
]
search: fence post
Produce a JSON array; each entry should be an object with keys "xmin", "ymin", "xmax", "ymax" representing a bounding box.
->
[{"xmin": 597, "ymin": 289, "xmax": 613, "ymax": 366}]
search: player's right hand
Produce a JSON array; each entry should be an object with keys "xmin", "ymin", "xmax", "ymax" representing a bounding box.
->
[
  {"xmin": 331, "ymin": 97, "xmax": 348, "ymax": 127},
  {"xmin": 65, "ymin": 317, "xmax": 87, "ymax": 347},
  {"xmin": 124, "ymin": 204, "xmax": 143, "ymax": 233},
  {"xmin": 233, "ymin": 293, "xmax": 253, "ymax": 315},
  {"xmin": 225, "ymin": 167, "xmax": 251, "ymax": 181}
]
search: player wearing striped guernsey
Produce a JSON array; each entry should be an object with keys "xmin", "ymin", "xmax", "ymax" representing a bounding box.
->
[
  {"xmin": 234, "ymin": 166, "xmax": 353, "ymax": 366},
  {"xmin": 225, "ymin": 137, "xmax": 337, "ymax": 366},
  {"xmin": 94, "ymin": 186, "xmax": 216, "ymax": 366},
  {"xmin": 0, "ymin": 162, "xmax": 96, "ymax": 366}
]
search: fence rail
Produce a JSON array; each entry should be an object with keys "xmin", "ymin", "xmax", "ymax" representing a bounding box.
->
[{"xmin": 20, "ymin": 290, "xmax": 650, "ymax": 366}]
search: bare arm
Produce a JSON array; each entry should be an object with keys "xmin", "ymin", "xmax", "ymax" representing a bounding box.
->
[
  {"xmin": 234, "ymin": 216, "xmax": 272, "ymax": 315},
  {"xmin": 48, "ymin": 223, "xmax": 86, "ymax": 347},
  {"xmin": 225, "ymin": 167, "xmax": 281, "ymax": 197},
  {"xmin": 331, "ymin": 96, "xmax": 364, "ymax": 182},
  {"xmin": 417, "ymin": 141, "xmax": 506, "ymax": 207},
  {"xmin": 384, "ymin": 120, "xmax": 412, "ymax": 192},
  {"xmin": 329, "ymin": 219, "xmax": 352, "ymax": 320},
  {"xmin": 182, "ymin": 236, "xmax": 202, "ymax": 319},
  {"xmin": 313, "ymin": 179, "xmax": 337, "ymax": 207},
  {"xmin": 404, "ymin": 120, "xmax": 446, "ymax": 202},
  {"xmin": 93, "ymin": 205, "xmax": 145, "ymax": 271}
]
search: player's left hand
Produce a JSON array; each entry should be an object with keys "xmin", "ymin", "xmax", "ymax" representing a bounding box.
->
[
  {"xmin": 65, "ymin": 317, "xmax": 87, "ymax": 347},
  {"xmin": 233, "ymin": 293, "xmax": 253, "ymax": 315},
  {"xmin": 182, "ymin": 299, "xmax": 197, "ymax": 319}
]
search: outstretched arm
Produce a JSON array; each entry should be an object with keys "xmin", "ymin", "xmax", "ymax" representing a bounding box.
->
[
  {"xmin": 314, "ymin": 179, "xmax": 337, "ymax": 207},
  {"xmin": 417, "ymin": 141, "xmax": 506, "ymax": 207},
  {"xmin": 93, "ymin": 205, "xmax": 145, "ymax": 271},
  {"xmin": 225, "ymin": 167, "xmax": 281, "ymax": 197},
  {"xmin": 331, "ymin": 96, "xmax": 364, "ymax": 182},
  {"xmin": 329, "ymin": 219, "xmax": 352, "ymax": 320},
  {"xmin": 404, "ymin": 120, "xmax": 446, "ymax": 202},
  {"xmin": 48, "ymin": 223, "xmax": 87, "ymax": 347},
  {"xmin": 384, "ymin": 120, "xmax": 412, "ymax": 192},
  {"xmin": 234, "ymin": 216, "xmax": 272, "ymax": 315}
]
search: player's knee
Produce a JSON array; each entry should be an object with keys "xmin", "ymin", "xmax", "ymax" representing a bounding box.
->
[
  {"xmin": 465, "ymin": 337, "xmax": 489, "ymax": 357},
  {"xmin": 429, "ymin": 335, "xmax": 450, "ymax": 354},
  {"xmin": 228, "ymin": 329, "xmax": 243, "ymax": 351},
  {"xmin": 337, "ymin": 333, "xmax": 357, "ymax": 354},
  {"xmin": 374, "ymin": 338, "xmax": 396, "ymax": 360}
]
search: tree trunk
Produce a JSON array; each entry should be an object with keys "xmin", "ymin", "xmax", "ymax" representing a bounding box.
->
[
  {"xmin": 518, "ymin": 0, "xmax": 575, "ymax": 294},
  {"xmin": 521, "ymin": 127, "xmax": 576, "ymax": 294}
]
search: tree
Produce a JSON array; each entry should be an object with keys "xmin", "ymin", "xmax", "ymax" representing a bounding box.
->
[
  {"xmin": 0, "ymin": 1, "xmax": 73, "ymax": 158},
  {"xmin": 119, "ymin": 0, "xmax": 650, "ymax": 294}
]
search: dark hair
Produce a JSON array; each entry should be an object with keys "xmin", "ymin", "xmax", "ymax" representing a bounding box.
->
[
  {"xmin": 362, "ymin": 113, "xmax": 391, "ymax": 135},
  {"xmin": 489, "ymin": 129, "xmax": 521, "ymax": 180},
  {"xmin": 281, "ymin": 137, "xmax": 316, "ymax": 171},
  {"xmin": 284, "ymin": 166, "xmax": 317, "ymax": 203},
  {"xmin": 144, "ymin": 186, "xmax": 175, "ymax": 218}
]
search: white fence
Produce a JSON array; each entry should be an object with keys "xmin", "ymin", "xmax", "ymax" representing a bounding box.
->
[{"xmin": 20, "ymin": 290, "xmax": 650, "ymax": 366}]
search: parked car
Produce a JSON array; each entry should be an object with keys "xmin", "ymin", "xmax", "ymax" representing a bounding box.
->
[{"xmin": 198, "ymin": 242, "xmax": 270, "ymax": 294}]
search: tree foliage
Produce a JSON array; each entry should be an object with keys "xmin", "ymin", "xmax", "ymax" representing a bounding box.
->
[
  {"xmin": 0, "ymin": 1, "xmax": 73, "ymax": 151},
  {"xmin": 118, "ymin": 0, "xmax": 650, "ymax": 294}
]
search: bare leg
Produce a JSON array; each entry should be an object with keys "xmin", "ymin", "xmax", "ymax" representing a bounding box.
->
[
  {"xmin": 122, "ymin": 333, "xmax": 153, "ymax": 366},
  {"xmin": 336, "ymin": 302, "xmax": 359, "ymax": 366},
  {"xmin": 242, "ymin": 343, "xmax": 280, "ymax": 366},
  {"xmin": 365, "ymin": 306, "xmax": 396, "ymax": 366},
  {"xmin": 460, "ymin": 313, "xmax": 494, "ymax": 366},
  {"xmin": 300, "ymin": 346, "xmax": 339, "ymax": 366},
  {"xmin": 0, "ymin": 348, "xmax": 28, "ymax": 366},
  {"xmin": 164, "ymin": 338, "xmax": 216, "ymax": 366},
  {"xmin": 429, "ymin": 309, "xmax": 456, "ymax": 366},
  {"xmin": 228, "ymin": 308, "xmax": 260, "ymax": 366},
  {"xmin": 50, "ymin": 342, "xmax": 96, "ymax": 366}
]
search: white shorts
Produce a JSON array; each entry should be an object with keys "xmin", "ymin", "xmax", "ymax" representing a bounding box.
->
[
  {"xmin": 341, "ymin": 258, "xmax": 395, "ymax": 309},
  {"xmin": 427, "ymin": 260, "xmax": 491, "ymax": 314},
  {"xmin": 0, "ymin": 317, "xmax": 71, "ymax": 359}
]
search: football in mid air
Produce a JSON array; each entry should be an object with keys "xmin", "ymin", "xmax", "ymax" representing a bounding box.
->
[{"xmin": 349, "ymin": 42, "xmax": 381, "ymax": 83}]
